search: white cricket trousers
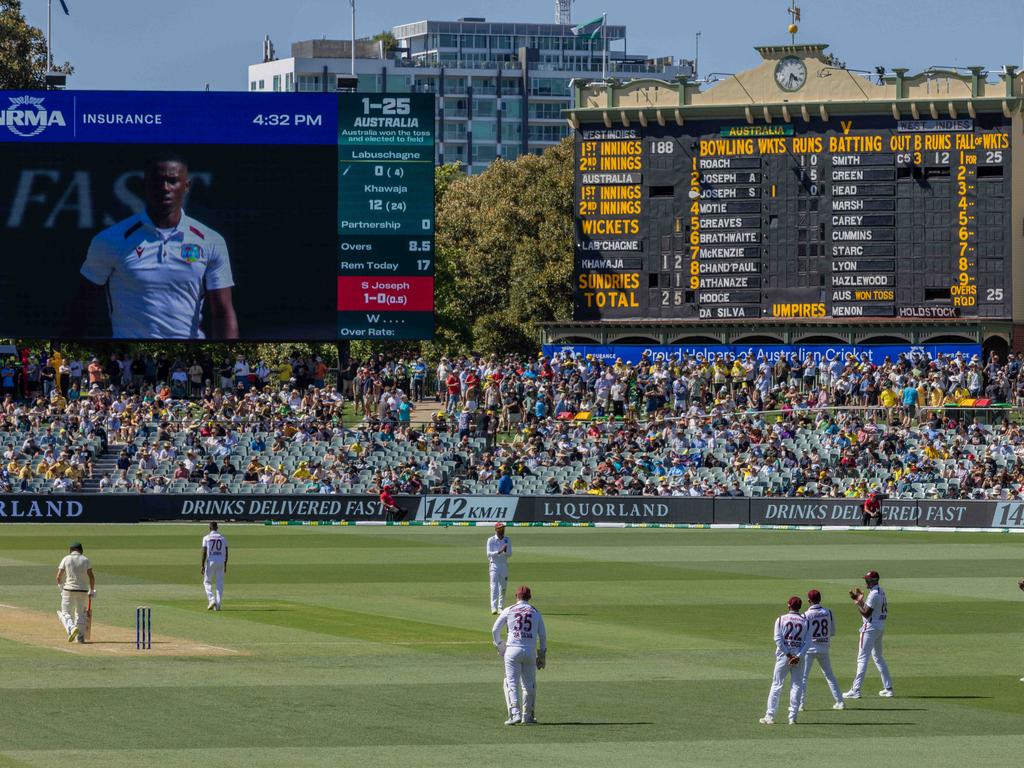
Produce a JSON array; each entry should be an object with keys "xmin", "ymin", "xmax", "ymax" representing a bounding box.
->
[
  {"xmin": 766, "ymin": 655, "xmax": 805, "ymax": 721},
  {"xmin": 489, "ymin": 564, "xmax": 508, "ymax": 612},
  {"xmin": 799, "ymin": 647, "xmax": 843, "ymax": 706},
  {"xmin": 503, "ymin": 646, "xmax": 537, "ymax": 717},
  {"xmin": 60, "ymin": 590, "xmax": 88, "ymax": 635},
  {"xmin": 851, "ymin": 627, "xmax": 892, "ymax": 692},
  {"xmin": 204, "ymin": 561, "xmax": 225, "ymax": 606}
]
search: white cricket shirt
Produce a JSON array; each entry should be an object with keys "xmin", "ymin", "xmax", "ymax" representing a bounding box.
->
[
  {"xmin": 862, "ymin": 586, "xmax": 888, "ymax": 630},
  {"xmin": 773, "ymin": 610, "xmax": 810, "ymax": 657},
  {"xmin": 81, "ymin": 210, "xmax": 233, "ymax": 339},
  {"xmin": 802, "ymin": 604, "xmax": 835, "ymax": 649},
  {"xmin": 202, "ymin": 531, "xmax": 228, "ymax": 564},
  {"xmin": 492, "ymin": 600, "xmax": 546, "ymax": 654},
  {"xmin": 58, "ymin": 552, "xmax": 91, "ymax": 591},
  {"xmin": 486, "ymin": 534, "xmax": 511, "ymax": 567}
]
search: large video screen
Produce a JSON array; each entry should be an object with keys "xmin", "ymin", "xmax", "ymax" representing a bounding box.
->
[{"xmin": 0, "ymin": 91, "xmax": 434, "ymax": 340}]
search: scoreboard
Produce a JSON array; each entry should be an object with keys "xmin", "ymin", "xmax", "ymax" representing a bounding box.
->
[{"xmin": 574, "ymin": 116, "xmax": 1012, "ymax": 322}]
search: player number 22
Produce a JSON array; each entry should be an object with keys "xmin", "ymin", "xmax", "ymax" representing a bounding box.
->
[{"xmin": 783, "ymin": 622, "xmax": 804, "ymax": 643}]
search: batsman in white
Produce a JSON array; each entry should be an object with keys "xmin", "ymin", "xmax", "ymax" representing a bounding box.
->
[
  {"xmin": 844, "ymin": 569, "xmax": 893, "ymax": 699},
  {"xmin": 492, "ymin": 585, "xmax": 547, "ymax": 725},
  {"xmin": 56, "ymin": 541, "xmax": 95, "ymax": 644},
  {"xmin": 201, "ymin": 521, "xmax": 228, "ymax": 611},
  {"xmin": 760, "ymin": 595, "xmax": 810, "ymax": 726},
  {"xmin": 486, "ymin": 522, "xmax": 512, "ymax": 614},
  {"xmin": 798, "ymin": 589, "xmax": 845, "ymax": 712}
]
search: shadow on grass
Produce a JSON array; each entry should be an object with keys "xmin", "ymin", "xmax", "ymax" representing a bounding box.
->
[
  {"xmin": 533, "ymin": 721, "xmax": 654, "ymax": 726},
  {"xmin": 901, "ymin": 695, "xmax": 992, "ymax": 700},
  {"xmin": 802, "ymin": 722, "xmax": 916, "ymax": 726}
]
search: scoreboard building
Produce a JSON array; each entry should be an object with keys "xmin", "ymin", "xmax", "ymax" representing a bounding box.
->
[{"xmin": 551, "ymin": 44, "xmax": 1024, "ymax": 357}]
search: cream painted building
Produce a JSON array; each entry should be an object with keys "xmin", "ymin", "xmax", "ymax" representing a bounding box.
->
[{"xmin": 553, "ymin": 44, "xmax": 1024, "ymax": 355}]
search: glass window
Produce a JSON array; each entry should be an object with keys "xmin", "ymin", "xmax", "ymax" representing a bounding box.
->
[
  {"xmin": 249, "ymin": 81, "xmax": 256, "ymax": 91},
  {"xmin": 473, "ymin": 121, "xmax": 496, "ymax": 140},
  {"xmin": 386, "ymin": 75, "xmax": 411, "ymax": 92},
  {"xmin": 503, "ymin": 98, "xmax": 522, "ymax": 117},
  {"xmin": 475, "ymin": 144, "xmax": 497, "ymax": 162},
  {"xmin": 272, "ymin": 75, "xmax": 281, "ymax": 92},
  {"xmin": 439, "ymin": 34, "xmax": 458, "ymax": 47},
  {"xmin": 445, "ymin": 123, "xmax": 467, "ymax": 139},
  {"xmin": 475, "ymin": 99, "xmax": 496, "ymax": 116},
  {"xmin": 285, "ymin": 73, "xmax": 293, "ymax": 91},
  {"xmin": 357, "ymin": 74, "xmax": 379, "ymax": 91}
]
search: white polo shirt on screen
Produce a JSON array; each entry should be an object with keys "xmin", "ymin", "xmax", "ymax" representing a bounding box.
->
[{"xmin": 81, "ymin": 210, "xmax": 234, "ymax": 339}]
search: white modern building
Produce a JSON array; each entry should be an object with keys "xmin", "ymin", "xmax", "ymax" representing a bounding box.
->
[{"xmin": 247, "ymin": 16, "xmax": 692, "ymax": 174}]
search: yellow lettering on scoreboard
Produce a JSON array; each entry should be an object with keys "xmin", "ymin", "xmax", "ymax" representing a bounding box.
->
[
  {"xmin": 579, "ymin": 219, "xmax": 640, "ymax": 235},
  {"xmin": 578, "ymin": 272, "xmax": 641, "ymax": 309},
  {"xmin": 771, "ymin": 303, "xmax": 826, "ymax": 318}
]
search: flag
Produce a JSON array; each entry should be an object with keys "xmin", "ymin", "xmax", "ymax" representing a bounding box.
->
[
  {"xmin": 572, "ymin": 15, "xmax": 604, "ymax": 40},
  {"xmin": 58, "ymin": 0, "xmax": 70, "ymax": 15}
]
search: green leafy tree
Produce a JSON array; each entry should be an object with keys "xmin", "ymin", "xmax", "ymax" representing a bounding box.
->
[
  {"xmin": 0, "ymin": 0, "xmax": 72, "ymax": 89},
  {"xmin": 436, "ymin": 139, "xmax": 574, "ymax": 355},
  {"xmin": 371, "ymin": 30, "xmax": 397, "ymax": 54}
]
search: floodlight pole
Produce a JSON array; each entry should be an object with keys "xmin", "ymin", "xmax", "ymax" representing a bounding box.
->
[{"xmin": 46, "ymin": 0, "xmax": 52, "ymax": 70}]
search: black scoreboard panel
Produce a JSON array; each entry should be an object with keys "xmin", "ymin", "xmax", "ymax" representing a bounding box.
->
[{"xmin": 574, "ymin": 115, "xmax": 1012, "ymax": 322}]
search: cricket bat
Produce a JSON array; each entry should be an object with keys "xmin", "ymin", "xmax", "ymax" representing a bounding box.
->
[{"xmin": 84, "ymin": 596, "xmax": 92, "ymax": 641}]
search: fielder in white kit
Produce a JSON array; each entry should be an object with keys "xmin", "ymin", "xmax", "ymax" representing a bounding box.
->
[
  {"xmin": 492, "ymin": 585, "xmax": 547, "ymax": 725},
  {"xmin": 201, "ymin": 521, "xmax": 228, "ymax": 611},
  {"xmin": 798, "ymin": 589, "xmax": 845, "ymax": 711},
  {"xmin": 487, "ymin": 523, "xmax": 512, "ymax": 614},
  {"xmin": 844, "ymin": 570, "xmax": 893, "ymax": 699},
  {"xmin": 761, "ymin": 596, "xmax": 810, "ymax": 725},
  {"xmin": 56, "ymin": 541, "xmax": 95, "ymax": 644}
]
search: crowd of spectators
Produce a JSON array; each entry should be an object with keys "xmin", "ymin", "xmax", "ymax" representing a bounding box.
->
[{"xmin": 3, "ymin": 347, "xmax": 1024, "ymax": 500}]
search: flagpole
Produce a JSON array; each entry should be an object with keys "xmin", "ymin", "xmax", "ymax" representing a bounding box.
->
[
  {"xmin": 350, "ymin": 0, "xmax": 356, "ymax": 77},
  {"xmin": 602, "ymin": 13, "xmax": 607, "ymax": 80},
  {"xmin": 47, "ymin": 0, "xmax": 51, "ymax": 70}
]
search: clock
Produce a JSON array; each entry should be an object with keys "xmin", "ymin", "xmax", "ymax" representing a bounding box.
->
[{"xmin": 774, "ymin": 56, "xmax": 807, "ymax": 92}]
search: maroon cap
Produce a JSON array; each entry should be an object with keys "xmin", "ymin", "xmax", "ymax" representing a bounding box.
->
[
  {"xmin": 807, "ymin": 589, "xmax": 821, "ymax": 604},
  {"xmin": 864, "ymin": 570, "xmax": 880, "ymax": 581},
  {"xmin": 787, "ymin": 596, "xmax": 802, "ymax": 611},
  {"xmin": 516, "ymin": 585, "xmax": 532, "ymax": 601}
]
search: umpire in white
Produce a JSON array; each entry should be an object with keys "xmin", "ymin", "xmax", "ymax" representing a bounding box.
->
[
  {"xmin": 492, "ymin": 585, "xmax": 547, "ymax": 725},
  {"xmin": 486, "ymin": 523, "xmax": 512, "ymax": 614},
  {"xmin": 56, "ymin": 542, "xmax": 95, "ymax": 643}
]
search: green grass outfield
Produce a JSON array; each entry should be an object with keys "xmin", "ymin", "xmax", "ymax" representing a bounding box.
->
[{"xmin": 1, "ymin": 525, "xmax": 1023, "ymax": 768}]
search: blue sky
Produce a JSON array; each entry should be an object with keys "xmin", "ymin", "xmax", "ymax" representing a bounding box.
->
[{"xmin": 25, "ymin": 0, "xmax": 1024, "ymax": 91}]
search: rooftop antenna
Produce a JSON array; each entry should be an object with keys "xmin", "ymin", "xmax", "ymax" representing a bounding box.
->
[{"xmin": 786, "ymin": 0, "xmax": 801, "ymax": 44}]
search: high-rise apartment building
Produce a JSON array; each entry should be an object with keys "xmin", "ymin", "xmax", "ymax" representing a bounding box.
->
[{"xmin": 247, "ymin": 16, "xmax": 691, "ymax": 173}]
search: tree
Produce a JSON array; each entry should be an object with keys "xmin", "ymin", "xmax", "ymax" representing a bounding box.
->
[
  {"xmin": 435, "ymin": 139, "xmax": 575, "ymax": 355},
  {"xmin": 371, "ymin": 30, "xmax": 397, "ymax": 54},
  {"xmin": 352, "ymin": 139, "xmax": 576, "ymax": 361},
  {"xmin": 0, "ymin": 0, "xmax": 72, "ymax": 89}
]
